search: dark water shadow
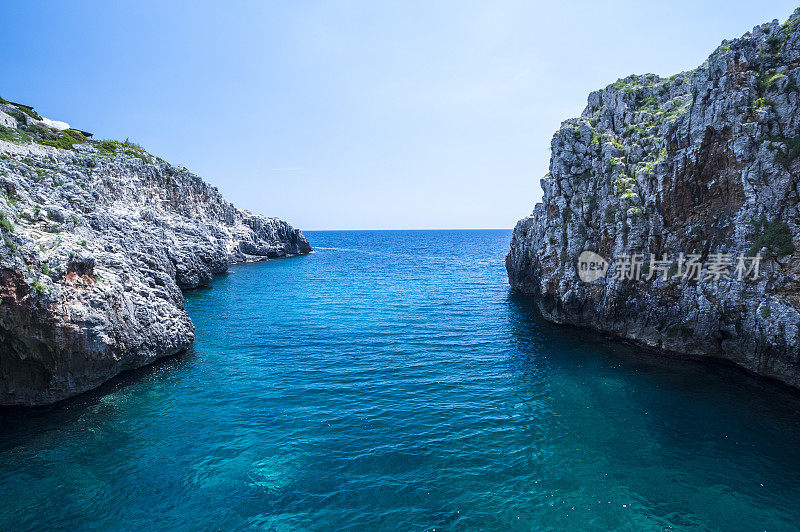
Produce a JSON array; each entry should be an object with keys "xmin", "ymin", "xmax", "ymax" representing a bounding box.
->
[
  {"xmin": 503, "ymin": 289, "xmax": 800, "ymax": 417},
  {"xmin": 0, "ymin": 257, "xmax": 305, "ymax": 430},
  {"xmin": 503, "ymin": 289, "xmax": 800, "ymax": 528},
  {"xmin": 503, "ymin": 289, "xmax": 800, "ymax": 497},
  {"xmin": 0, "ymin": 349, "xmax": 197, "ymax": 449}
]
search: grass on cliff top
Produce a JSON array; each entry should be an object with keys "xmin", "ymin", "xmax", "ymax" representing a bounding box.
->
[
  {"xmin": 95, "ymin": 139, "xmax": 151, "ymax": 162},
  {"xmin": 0, "ymin": 125, "xmax": 31, "ymax": 145},
  {"xmin": 6, "ymin": 108, "xmax": 28, "ymax": 126},
  {"xmin": 34, "ymin": 129, "xmax": 86, "ymax": 150},
  {"xmin": 5, "ymin": 119, "xmax": 88, "ymax": 151},
  {"xmin": 782, "ymin": 9, "xmax": 800, "ymax": 34},
  {"xmin": 605, "ymin": 72, "xmax": 691, "ymax": 94},
  {"xmin": 1, "ymin": 104, "xmax": 158, "ymax": 161},
  {"xmin": 4, "ymin": 103, "xmax": 42, "ymax": 121},
  {"xmin": 5, "ymin": 119, "xmax": 153, "ymax": 161}
]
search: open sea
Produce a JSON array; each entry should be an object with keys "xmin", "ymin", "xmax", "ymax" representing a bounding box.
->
[{"xmin": 2, "ymin": 230, "xmax": 800, "ymax": 530}]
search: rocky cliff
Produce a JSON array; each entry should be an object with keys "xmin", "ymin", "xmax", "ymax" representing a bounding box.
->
[
  {"xmin": 0, "ymin": 100, "xmax": 311, "ymax": 405},
  {"xmin": 508, "ymin": 11, "xmax": 800, "ymax": 387}
]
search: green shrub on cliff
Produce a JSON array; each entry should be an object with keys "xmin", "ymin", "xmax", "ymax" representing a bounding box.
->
[
  {"xmin": 622, "ymin": 125, "xmax": 647, "ymax": 138},
  {"xmin": 0, "ymin": 212, "xmax": 14, "ymax": 233},
  {"xmin": 6, "ymin": 104, "xmax": 42, "ymax": 121},
  {"xmin": 125, "ymin": 148, "xmax": 149, "ymax": 163},
  {"xmin": 32, "ymin": 280, "xmax": 46, "ymax": 295},
  {"xmin": 35, "ymin": 129, "xmax": 84, "ymax": 151},
  {"xmin": 782, "ymin": 12, "xmax": 800, "ymax": 34},
  {"xmin": 588, "ymin": 193, "xmax": 598, "ymax": 212},
  {"xmin": 748, "ymin": 216, "xmax": 795, "ymax": 256},
  {"xmin": 766, "ymin": 73, "xmax": 787, "ymax": 89},
  {"xmin": 95, "ymin": 140, "xmax": 119, "ymax": 154},
  {"xmin": 6, "ymin": 109, "xmax": 27, "ymax": 125},
  {"xmin": 766, "ymin": 33, "xmax": 783, "ymax": 52},
  {"xmin": 66, "ymin": 129, "xmax": 86, "ymax": 142},
  {"xmin": 2, "ymin": 235, "xmax": 16, "ymax": 252},
  {"xmin": 0, "ymin": 125, "xmax": 31, "ymax": 145},
  {"xmin": 640, "ymin": 95, "xmax": 658, "ymax": 108},
  {"xmin": 95, "ymin": 139, "xmax": 151, "ymax": 162},
  {"xmin": 604, "ymin": 204, "xmax": 617, "ymax": 223},
  {"xmin": 22, "ymin": 122, "xmax": 55, "ymax": 139},
  {"xmin": 768, "ymin": 136, "xmax": 800, "ymax": 168},
  {"xmin": 16, "ymin": 105, "xmax": 42, "ymax": 121}
]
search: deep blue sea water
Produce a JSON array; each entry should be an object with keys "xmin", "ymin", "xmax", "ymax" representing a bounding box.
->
[{"xmin": 2, "ymin": 230, "xmax": 800, "ymax": 530}]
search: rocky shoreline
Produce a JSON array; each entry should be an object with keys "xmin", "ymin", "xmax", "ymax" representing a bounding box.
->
[
  {"xmin": 0, "ymin": 102, "xmax": 310, "ymax": 405},
  {"xmin": 508, "ymin": 11, "xmax": 800, "ymax": 388}
]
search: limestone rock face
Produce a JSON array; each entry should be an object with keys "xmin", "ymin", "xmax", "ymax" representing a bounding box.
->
[
  {"xmin": 0, "ymin": 118, "xmax": 310, "ymax": 405},
  {"xmin": 507, "ymin": 13, "xmax": 800, "ymax": 387}
]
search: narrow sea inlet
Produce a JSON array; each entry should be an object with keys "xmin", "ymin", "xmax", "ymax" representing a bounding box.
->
[{"xmin": 2, "ymin": 230, "xmax": 800, "ymax": 530}]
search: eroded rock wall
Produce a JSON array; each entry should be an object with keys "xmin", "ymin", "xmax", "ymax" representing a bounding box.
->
[
  {"xmin": 508, "ymin": 13, "xmax": 800, "ymax": 387},
  {"xmin": 0, "ymin": 120, "xmax": 310, "ymax": 405}
]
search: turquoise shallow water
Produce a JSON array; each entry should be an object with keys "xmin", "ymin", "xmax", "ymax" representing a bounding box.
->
[{"xmin": 2, "ymin": 230, "xmax": 800, "ymax": 530}]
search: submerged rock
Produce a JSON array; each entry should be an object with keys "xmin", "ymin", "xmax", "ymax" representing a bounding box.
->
[
  {"xmin": 0, "ymin": 106, "xmax": 311, "ymax": 405},
  {"xmin": 508, "ymin": 12, "xmax": 800, "ymax": 387}
]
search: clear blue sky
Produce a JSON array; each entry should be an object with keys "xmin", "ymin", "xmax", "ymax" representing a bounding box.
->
[{"xmin": 1, "ymin": 1, "xmax": 797, "ymax": 229}]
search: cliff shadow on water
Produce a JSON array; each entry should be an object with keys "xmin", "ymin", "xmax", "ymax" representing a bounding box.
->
[
  {"xmin": 0, "ymin": 252, "xmax": 308, "ymax": 428},
  {"xmin": 0, "ymin": 349, "xmax": 197, "ymax": 448},
  {"xmin": 504, "ymin": 289, "xmax": 800, "ymax": 420},
  {"xmin": 501, "ymin": 289, "xmax": 800, "ymax": 527}
]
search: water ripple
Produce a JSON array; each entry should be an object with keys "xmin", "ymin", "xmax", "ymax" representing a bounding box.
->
[{"xmin": 2, "ymin": 230, "xmax": 800, "ymax": 530}]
